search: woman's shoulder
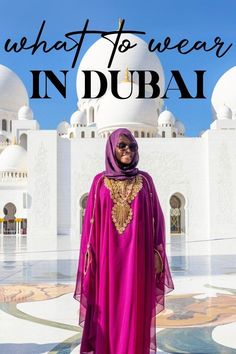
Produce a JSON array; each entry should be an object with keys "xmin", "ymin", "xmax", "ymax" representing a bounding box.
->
[
  {"xmin": 91, "ymin": 171, "xmax": 105, "ymax": 186},
  {"xmin": 93, "ymin": 171, "xmax": 105, "ymax": 180},
  {"xmin": 138, "ymin": 170, "xmax": 156, "ymax": 191},
  {"xmin": 138, "ymin": 170, "xmax": 153, "ymax": 181},
  {"xmin": 91, "ymin": 171, "xmax": 154, "ymax": 184},
  {"xmin": 86, "ymin": 172, "xmax": 105, "ymax": 195}
]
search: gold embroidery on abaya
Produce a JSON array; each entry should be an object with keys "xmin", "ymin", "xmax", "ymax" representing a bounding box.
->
[{"xmin": 104, "ymin": 175, "xmax": 143, "ymax": 234}]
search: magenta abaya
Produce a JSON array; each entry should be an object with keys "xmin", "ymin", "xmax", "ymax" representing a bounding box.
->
[{"xmin": 74, "ymin": 128, "xmax": 174, "ymax": 354}]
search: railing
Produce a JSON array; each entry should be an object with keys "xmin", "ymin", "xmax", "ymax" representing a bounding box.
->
[
  {"xmin": 0, "ymin": 141, "xmax": 11, "ymax": 147},
  {"xmin": 0, "ymin": 171, "xmax": 28, "ymax": 182}
]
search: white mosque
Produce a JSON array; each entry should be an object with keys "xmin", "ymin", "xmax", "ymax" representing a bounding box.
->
[{"xmin": 0, "ymin": 32, "xmax": 235, "ymax": 243}]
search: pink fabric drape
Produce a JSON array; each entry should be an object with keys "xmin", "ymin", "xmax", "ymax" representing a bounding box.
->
[{"xmin": 74, "ymin": 171, "xmax": 174, "ymax": 354}]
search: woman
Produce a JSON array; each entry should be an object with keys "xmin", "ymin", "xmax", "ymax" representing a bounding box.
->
[{"xmin": 74, "ymin": 128, "xmax": 174, "ymax": 354}]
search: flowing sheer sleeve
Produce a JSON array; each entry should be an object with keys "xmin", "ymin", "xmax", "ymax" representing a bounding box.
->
[
  {"xmin": 147, "ymin": 173, "xmax": 174, "ymax": 314},
  {"xmin": 73, "ymin": 173, "xmax": 101, "ymax": 327}
]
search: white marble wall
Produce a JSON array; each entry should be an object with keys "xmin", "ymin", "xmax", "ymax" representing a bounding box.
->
[
  {"xmin": 206, "ymin": 129, "xmax": 236, "ymax": 238},
  {"xmin": 57, "ymin": 138, "xmax": 71, "ymax": 235},
  {"xmin": 0, "ymin": 187, "xmax": 27, "ymax": 219},
  {"xmin": 27, "ymin": 130, "xmax": 57, "ymax": 238},
  {"xmin": 138, "ymin": 137, "xmax": 208, "ymax": 242},
  {"xmin": 70, "ymin": 138, "xmax": 105, "ymax": 239},
  {"xmin": 25, "ymin": 128, "xmax": 236, "ymax": 242},
  {"xmin": 69, "ymin": 136, "xmax": 208, "ymax": 242}
]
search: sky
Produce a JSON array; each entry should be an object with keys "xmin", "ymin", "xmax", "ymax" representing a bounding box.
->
[{"xmin": 0, "ymin": 0, "xmax": 235, "ymax": 136}]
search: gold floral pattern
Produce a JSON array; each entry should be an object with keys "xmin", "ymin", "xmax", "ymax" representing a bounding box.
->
[
  {"xmin": 0, "ymin": 284, "xmax": 74, "ymax": 303},
  {"xmin": 104, "ymin": 175, "xmax": 143, "ymax": 234}
]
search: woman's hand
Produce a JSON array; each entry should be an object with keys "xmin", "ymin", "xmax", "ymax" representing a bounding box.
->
[
  {"xmin": 154, "ymin": 250, "xmax": 163, "ymax": 274},
  {"xmin": 84, "ymin": 246, "xmax": 92, "ymax": 275}
]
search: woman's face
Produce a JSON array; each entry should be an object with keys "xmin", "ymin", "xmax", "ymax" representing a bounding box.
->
[{"xmin": 115, "ymin": 134, "xmax": 137, "ymax": 166}]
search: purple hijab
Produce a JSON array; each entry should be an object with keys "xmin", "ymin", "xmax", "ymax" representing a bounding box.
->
[{"xmin": 103, "ymin": 128, "xmax": 139, "ymax": 180}]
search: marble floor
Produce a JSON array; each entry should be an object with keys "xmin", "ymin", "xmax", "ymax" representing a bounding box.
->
[{"xmin": 0, "ymin": 235, "xmax": 236, "ymax": 354}]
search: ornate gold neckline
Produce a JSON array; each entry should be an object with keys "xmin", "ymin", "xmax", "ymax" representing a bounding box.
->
[{"xmin": 104, "ymin": 175, "xmax": 143, "ymax": 234}]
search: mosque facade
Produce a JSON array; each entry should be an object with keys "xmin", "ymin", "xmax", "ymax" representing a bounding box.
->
[{"xmin": 0, "ymin": 33, "xmax": 235, "ymax": 243}]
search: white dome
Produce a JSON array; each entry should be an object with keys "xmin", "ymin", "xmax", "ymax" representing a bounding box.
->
[
  {"xmin": 212, "ymin": 67, "xmax": 236, "ymax": 119},
  {"xmin": 18, "ymin": 105, "xmax": 34, "ymax": 120},
  {"xmin": 216, "ymin": 104, "xmax": 232, "ymax": 120},
  {"xmin": 0, "ymin": 65, "xmax": 29, "ymax": 112},
  {"xmin": 57, "ymin": 121, "xmax": 70, "ymax": 135},
  {"xmin": 158, "ymin": 110, "xmax": 176, "ymax": 126},
  {"xmin": 0, "ymin": 144, "xmax": 27, "ymax": 172},
  {"xmin": 175, "ymin": 120, "xmax": 185, "ymax": 134},
  {"xmin": 76, "ymin": 33, "xmax": 164, "ymax": 105},
  {"xmin": 70, "ymin": 110, "xmax": 86, "ymax": 126},
  {"xmin": 96, "ymin": 81, "xmax": 158, "ymax": 133}
]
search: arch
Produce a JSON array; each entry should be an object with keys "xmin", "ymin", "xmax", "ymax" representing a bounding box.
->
[
  {"xmin": 162, "ymin": 131, "xmax": 165, "ymax": 138},
  {"xmin": 19, "ymin": 133, "xmax": 28, "ymax": 150},
  {"xmin": 91, "ymin": 131, "xmax": 95, "ymax": 138},
  {"xmin": 81, "ymin": 131, "xmax": 85, "ymax": 138},
  {"xmin": 2, "ymin": 119, "xmax": 7, "ymax": 131},
  {"xmin": 80, "ymin": 193, "xmax": 88, "ymax": 234},
  {"xmin": 147, "ymin": 132, "xmax": 150, "ymax": 138},
  {"xmin": 3, "ymin": 202, "xmax": 17, "ymax": 235},
  {"xmin": 20, "ymin": 219, "xmax": 27, "ymax": 234},
  {"xmin": 134, "ymin": 131, "xmax": 139, "ymax": 138},
  {"xmin": 172, "ymin": 132, "xmax": 176, "ymax": 138},
  {"xmin": 89, "ymin": 107, "xmax": 95, "ymax": 124},
  {"xmin": 169, "ymin": 193, "xmax": 186, "ymax": 235},
  {"xmin": 141, "ymin": 131, "xmax": 145, "ymax": 138},
  {"xmin": 70, "ymin": 132, "xmax": 74, "ymax": 139},
  {"xmin": 86, "ymin": 109, "xmax": 89, "ymax": 123}
]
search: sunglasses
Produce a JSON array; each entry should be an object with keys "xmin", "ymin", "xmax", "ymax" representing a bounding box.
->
[{"xmin": 116, "ymin": 142, "xmax": 138, "ymax": 152}]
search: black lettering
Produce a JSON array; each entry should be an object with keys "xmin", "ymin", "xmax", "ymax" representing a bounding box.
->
[
  {"xmin": 148, "ymin": 36, "xmax": 171, "ymax": 53},
  {"xmin": 30, "ymin": 71, "xmax": 41, "ymax": 98},
  {"xmin": 30, "ymin": 70, "xmax": 68, "ymax": 99},
  {"xmin": 83, "ymin": 70, "xmax": 107, "ymax": 98},
  {"xmin": 195, "ymin": 70, "xmax": 206, "ymax": 98},
  {"xmin": 118, "ymin": 39, "xmax": 137, "ymax": 53},
  {"xmin": 111, "ymin": 70, "xmax": 134, "ymax": 99},
  {"xmin": 148, "ymin": 36, "xmax": 232, "ymax": 58},
  {"xmin": 214, "ymin": 36, "xmax": 232, "ymax": 58},
  {"xmin": 137, "ymin": 70, "xmax": 160, "ymax": 98},
  {"xmin": 162, "ymin": 71, "xmax": 194, "ymax": 99}
]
